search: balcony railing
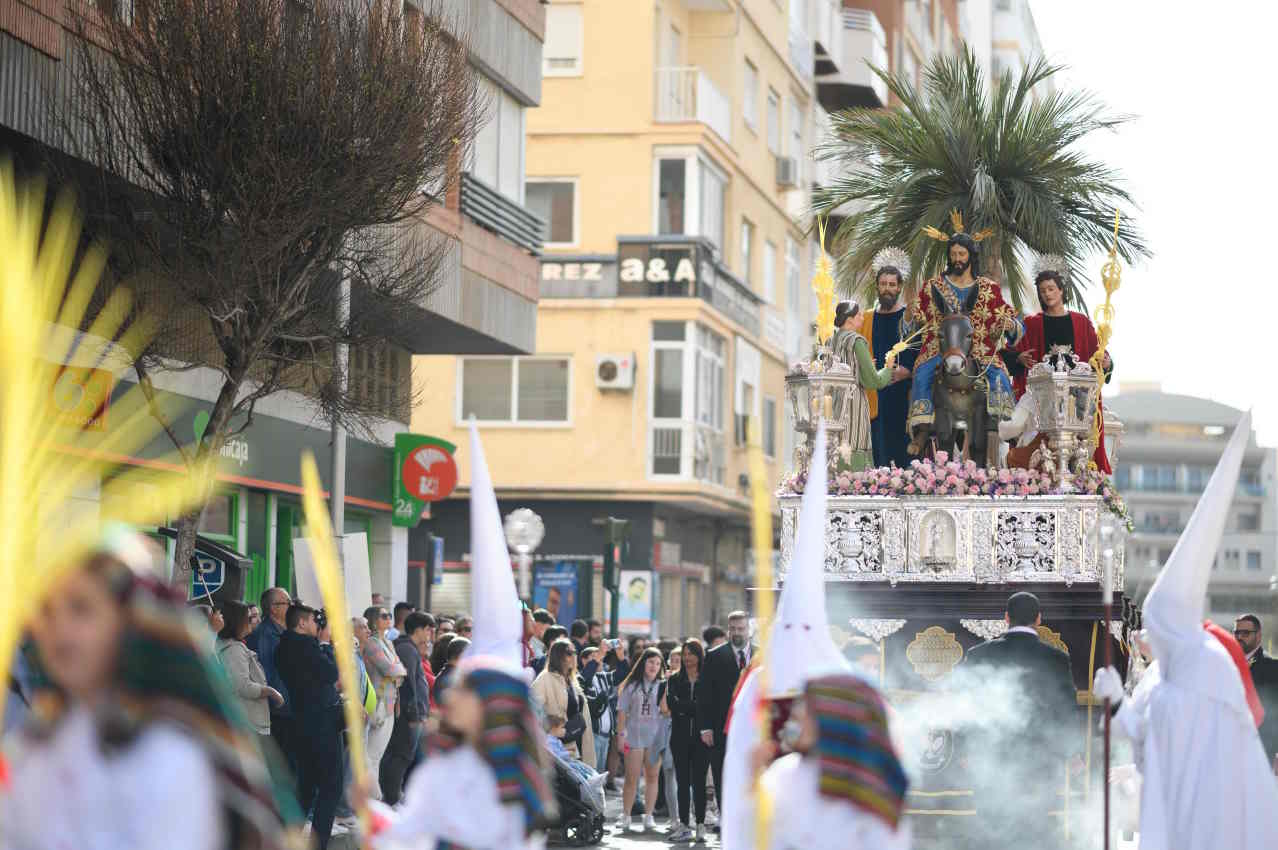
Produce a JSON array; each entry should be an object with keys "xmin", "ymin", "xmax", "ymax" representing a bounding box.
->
[
  {"xmin": 655, "ymin": 67, "xmax": 733, "ymax": 143},
  {"xmin": 816, "ymin": 10, "xmax": 888, "ymax": 113},
  {"xmin": 459, "ymin": 173, "xmax": 545, "ymax": 254},
  {"xmin": 651, "ymin": 420, "xmax": 726, "ymax": 485}
]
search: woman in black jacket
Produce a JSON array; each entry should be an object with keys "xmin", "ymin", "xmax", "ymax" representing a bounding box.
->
[{"xmin": 662, "ymin": 638, "xmax": 706, "ymax": 843}]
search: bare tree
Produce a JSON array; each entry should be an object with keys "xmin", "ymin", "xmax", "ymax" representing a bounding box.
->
[{"xmin": 57, "ymin": 0, "xmax": 483, "ymax": 578}]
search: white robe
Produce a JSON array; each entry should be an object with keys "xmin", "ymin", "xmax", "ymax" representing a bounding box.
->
[
  {"xmin": 0, "ymin": 707, "xmax": 224, "ymax": 850},
  {"xmin": 735, "ymin": 753, "xmax": 911, "ymax": 850},
  {"xmin": 373, "ymin": 746, "xmax": 543, "ymax": 850},
  {"xmin": 1114, "ymin": 634, "xmax": 1278, "ymax": 850}
]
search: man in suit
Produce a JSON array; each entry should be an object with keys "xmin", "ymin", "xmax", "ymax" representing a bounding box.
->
[
  {"xmin": 961, "ymin": 592, "xmax": 1078, "ymax": 850},
  {"xmin": 698, "ymin": 613, "xmax": 759, "ymax": 824},
  {"xmin": 1234, "ymin": 613, "xmax": 1278, "ymax": 762}
]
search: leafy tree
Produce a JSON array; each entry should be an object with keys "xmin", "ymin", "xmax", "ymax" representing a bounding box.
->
[{"xmin": 814, "ymin": 48, "xmax": 1149, "ymax": 310}]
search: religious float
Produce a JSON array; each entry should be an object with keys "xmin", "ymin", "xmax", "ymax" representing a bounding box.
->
[{"xmin": 773, "ymin": 238, "xmax": 1134, "ymax": 845}]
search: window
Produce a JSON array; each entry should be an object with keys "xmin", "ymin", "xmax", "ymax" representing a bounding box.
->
[
  {"xmin": 763, "ymin": 397, "xmax": 777, "ymax": 458},
  {"xmin": 460, "ymin": 357, "xmax": 570, "ymax": 424},
  {"xmin": 785, "ymin": 237, "xmax": 802, "ymax": 353},
  {"xmin": 1113, "ymin": 465, "xmax": 1131, "ymax": 489},
  {"xmin": 655, "ymin": 151, "xmax": 727, "ymax": 250},
  {"xmin": 200, "ymin": 493, "xmax": 235, "ymax": 540},
  {"xmin": 762, "ymin": 240, "xmax": 777, "ymax": 303},
  {"xmin": 1236, "ymin": 510, "xmax": 1261, "ymax": 532},
  {"xmin": 1186, "ymin": 465, "xmax": 1210, "ymax": 493},
  {"xmin": 526, "ymin": 180, "xmax": 577, "ymax": 245},
  {"xmin": 743, "ymin": 61, "xmax": 759, "ymax": 129},
  {"xmin": 740, "ymin": 219, "xmax": 754, "ymax": 284},
  {"xmin": 543, "ymin": 4, "xmax": 583, "ymax": 76},
  {"xmin": 789, "ymin": 98, "xmax": 804, "ymax": 182},
  {"xmin": 1145, "ymin": 464, "xmax": 1176, "ymax": 491},
  {"xmin": 1247, "ymin": 551, "xmax": 1263, "ymax": 571},
  {"xmin": 1240, "ymin": 469, "xmax": 1264, "ymax": 496},
  {"xmin": 471, "ymin": 77, "xmax": 526, "ymax": 203},
  {"xmin": 651, "ymin": 322, "xmax": 687, "ymax": 476},
  {"xmin": 695, "ymin": 326, "xmax": 725, "ymax": 432},
  {"xmin": 1223, "ymin": 549, "xmax": 1242, "ymax": 570},
  {"xmin": 734, "ymin": 338, "xmax": 762, "ymax": 446},
  {"xmin": 699, "ymin": 165, "xmax": 726, "ymax": 252},
  {"xmin": 657, "ymin": 159, "xmax": 687, "ymax": 235},
  {"xmin": 766, "ymin": 88, "xmax": 781, "ymax": 154}
]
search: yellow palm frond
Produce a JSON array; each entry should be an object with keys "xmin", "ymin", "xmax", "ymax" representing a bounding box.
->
[
  {"xmin": 300, "ymin": 452, "xmax": 370, "ymax": 832},
  {"xmin": 0, "ymin": 161, "xmax": 213, "ymax": 734}
]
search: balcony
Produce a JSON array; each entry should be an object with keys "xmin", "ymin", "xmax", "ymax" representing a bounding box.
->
[
  {"xmin": 651, "ymin": 420, "xmax": 727, "ymax": 486},
  {"xmin": 816, "ymin": 9, "xmax": 889, "ymax": 114},
  {"xmin": 813, "ymin": 0, "xmax": 846, "ymax": 76},
  {"xmin": 655, "ymin": 67, "xmax": 733, "ymax": 144},
  {"xmin": 459, "ymin": 173, "xmax": 545, "ymax": 254}
]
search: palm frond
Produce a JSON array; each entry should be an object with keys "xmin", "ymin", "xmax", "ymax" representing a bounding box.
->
[{"xmin": 813, "ymin": 46, "xmax": 1149, "ymax": 313}]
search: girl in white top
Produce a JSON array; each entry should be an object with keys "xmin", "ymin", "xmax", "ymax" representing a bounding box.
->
[
  {"xmin": 614, "ymin": 647, "xmax": 666, "ymax": 833},
  {"xmin": 0, "ymin": 527, "xmax": 301, "ymax": 850}
]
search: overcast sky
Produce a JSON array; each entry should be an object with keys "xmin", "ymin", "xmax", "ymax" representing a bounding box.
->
[{"xmin": 1029, "ymin": 1, "xmax": 1278, "ymax": 444}]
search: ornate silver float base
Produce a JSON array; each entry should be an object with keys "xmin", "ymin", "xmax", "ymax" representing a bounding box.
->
[{"xmin": 778, "ymin": 495, "xmax": 1124, "ymax": 588}]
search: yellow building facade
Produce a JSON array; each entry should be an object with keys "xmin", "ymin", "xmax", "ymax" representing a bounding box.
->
[{"xmin": 413, "ymin": 0, "xmax": 866, "ymax": 637}]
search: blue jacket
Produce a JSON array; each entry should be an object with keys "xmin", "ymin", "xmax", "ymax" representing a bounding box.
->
[{"xmin": 249, "ymin": 619, "xmax": 291, "ymax": 715}]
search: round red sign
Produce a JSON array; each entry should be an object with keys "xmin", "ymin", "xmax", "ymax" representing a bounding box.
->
[{"xmin": 401, "ymin": 444, "xmax": 458, "ymax": 502}]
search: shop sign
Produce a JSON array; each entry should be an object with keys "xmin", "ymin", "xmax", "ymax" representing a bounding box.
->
[
  {"xmin": 619, "ymin": 255, "xmax": 697, "ymax": 284},
  {"xmin": 541, "ymin": 261, "xmax": 605, "ymax": 281},
  {"xmin": 51, "ymin": 366, "xmax": 113, "ymax": 431},
  {"xmin": 393, "ymin": 433, "xmax": 458, "ymax": 528}
]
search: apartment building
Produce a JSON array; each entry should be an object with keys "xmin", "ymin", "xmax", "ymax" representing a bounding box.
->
[
  {"xmin": 412, "ymin": 0, "xmax": 871, "ymax": 636},
  {"xmin": 0, "ymin": 0, "xmax": 546, "ymax": 604},
  {"xmin": 960, "ymin": 0, "xmax": 1051, "ymax": 95},
  {"xmin": 1106, "ymin": 387, "xmax": 1278, "ymax": 634}
]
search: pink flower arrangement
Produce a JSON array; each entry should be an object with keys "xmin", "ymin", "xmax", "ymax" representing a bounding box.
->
[{"xmin": 780, "ymin": 457, "xmax": 1133, "ymax": 529}]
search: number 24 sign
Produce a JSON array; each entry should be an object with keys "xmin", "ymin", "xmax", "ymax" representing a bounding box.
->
[{"xmin": 392, "ymin": 434, "xmax": 458, "ymax": 528}]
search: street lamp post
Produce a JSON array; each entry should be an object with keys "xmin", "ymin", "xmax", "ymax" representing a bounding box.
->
[{"xmin": 503, "ymin": 508, "xmax": 544, "ymax": 602}]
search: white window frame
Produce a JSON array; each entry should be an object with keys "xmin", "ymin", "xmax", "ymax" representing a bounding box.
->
[
  {"xmin": 785, "ymin": 236, "xmax": 803, "ymax": 357},
  {"xmin": 788, "ymin": 95, "xmax": 805, "ymax": 184},
  {"xmin": 740, "ymin": 218, "xmax": 754, "ymax": 285},
  {"xmin": 766, "ymin": 88, "xmax": 781, "ymax": 154},
  {"xmin": 469, "ymin": 75, "xmax": 527, "ymax": 205},
  {"xmin": 651, "ymin": 146, "xmax": 730, "ymax": 250},
  {"xmin": 648, "ymin": 322, "xmax": 695, "ymax": 480},
  {"xmin": 525, "ymin": 177, "xmax": 579, "ymax": 248},
  {"xmin": 743, "ymin": 59, "xmax": 759, "ymax": 131},
  {"xmin": 455, "ymin": 356, "xmax": 573, "ymax": 427},
  {"xmin": 762, "ymin": 395, "xmax": 778, "ymax": 458},
  {"xmin": 542, "ymin": 3, "xmax": 584, "ymax": 77},
  {"xmin": 763, "ymin": 239, "xmax": 778, "ymax": 304}
]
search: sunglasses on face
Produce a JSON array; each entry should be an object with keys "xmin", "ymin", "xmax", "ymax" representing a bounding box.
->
[
  {"xmin": 458, "ymin": 626, "xmax": 472, "ymax": 634},
  {"xmin": 379, "ymin": 613, "xmax": 392, "ymax": 620},
  {"xmin": 1235, "ymin": 629, "xmax": 1258, "ymax": 638}
]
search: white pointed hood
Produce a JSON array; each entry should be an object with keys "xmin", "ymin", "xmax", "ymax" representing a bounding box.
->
[
  {"xmin": 766, "ymin": 423, "xmax": 851, "ymax": 697},
  {"xmin": 1143, "ymin": 410, "xmax": 1251, "ymax": 687},
  {"xmin": 463, "ymin": 420, "xmax": 526, "ymax": 674}
]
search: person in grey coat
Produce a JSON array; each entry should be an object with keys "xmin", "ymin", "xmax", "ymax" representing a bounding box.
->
[{"xmin": 216, "ymin": 600, "xmax": 283, "ymax": 736}]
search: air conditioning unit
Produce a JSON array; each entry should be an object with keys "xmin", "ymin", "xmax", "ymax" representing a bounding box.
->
[
  {"xmin": 595, "ymin": 353, "xmax": 636, "ymax": 391},
  {"xmin": 776, "ymin": 155, "xmax": 800, "ymax": 188}
]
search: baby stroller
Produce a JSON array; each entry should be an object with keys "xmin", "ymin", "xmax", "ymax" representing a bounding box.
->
[{"xmin": 545, "ymin": 738, "xmax": 607, "ymax": 846}]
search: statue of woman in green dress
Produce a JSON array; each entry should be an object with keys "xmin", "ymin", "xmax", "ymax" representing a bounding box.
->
[{"xmin": 830, "ymin": 301, "xmax": 909, "ymax": 472}]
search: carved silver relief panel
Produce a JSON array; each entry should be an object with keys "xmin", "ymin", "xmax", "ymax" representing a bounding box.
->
[
  {"xmin": 827, "ymin": 510, "xmax": 886, "ymax": 575},
  {"xmin": 995, "ymin": 510, "xmax": 1058, "ymax": 578}
]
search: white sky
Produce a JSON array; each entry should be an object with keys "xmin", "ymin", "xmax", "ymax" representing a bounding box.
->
[{"xmin": 1029, "ymin": 1, "xmax": 1278, "ymax": 444}]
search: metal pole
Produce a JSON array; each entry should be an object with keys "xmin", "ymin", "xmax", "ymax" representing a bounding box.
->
[
  {"xmin": 1101, "ymin": 531, "xmax": 1115, "ymax": 850},
  {"xmin": 330, "ymin": 274, "xmax": 350, "ymax": 544}
]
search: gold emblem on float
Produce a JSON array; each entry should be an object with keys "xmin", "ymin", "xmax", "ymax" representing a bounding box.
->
[
  {"xmin": 1036, "ymin": 625, "xmax": 1070, "ymax": 656},
  {"xmin": 905, "ymin": 626, "xmax": 964, "ymax": 681}
]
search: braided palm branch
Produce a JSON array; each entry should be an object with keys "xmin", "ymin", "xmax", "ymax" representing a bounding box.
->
[{"xmin": 812, "ymin": 48, "xmax": 1149, "ymax": 313}]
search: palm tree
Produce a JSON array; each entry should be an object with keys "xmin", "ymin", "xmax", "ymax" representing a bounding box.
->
[{"xmin": 813, "ymin": 48, "xmax": 1149, "ymax": 312}]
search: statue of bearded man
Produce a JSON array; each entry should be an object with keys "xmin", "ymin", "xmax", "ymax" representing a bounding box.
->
[{"xmin": 904, "ymin": 230, "xmax": 1023, "ymax": 457}]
